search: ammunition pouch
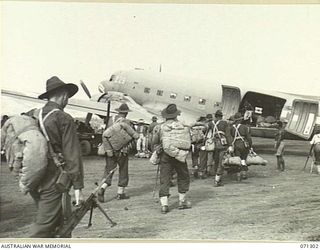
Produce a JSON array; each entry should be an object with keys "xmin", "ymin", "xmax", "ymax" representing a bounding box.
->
[{"xmin": 55, "ymin": 170, "xmax": 71, "ymax": 193}]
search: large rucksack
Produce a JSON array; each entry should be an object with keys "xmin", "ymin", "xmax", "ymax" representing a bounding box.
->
[
  {"xmin": 102, "ymin": 117, "xmax": 139, "ymax": 151},
  {"xmin": 160, "ymin": 120, "xmax": 191, "ymax": 162},
  {"xmin": 1, "ymin": 113, "xmax": 48, "ymax": 194},
  {"xmin": 190, "ymin": 123, "xmax": 206, "ymax": 143}
]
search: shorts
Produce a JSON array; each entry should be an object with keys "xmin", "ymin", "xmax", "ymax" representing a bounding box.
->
[{"xmin": 275, "ymin": 141, "xmax": 285, "ymax": 156}]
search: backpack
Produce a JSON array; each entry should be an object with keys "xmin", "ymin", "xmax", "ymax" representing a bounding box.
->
[
  {"xmin": 1, "ymin": 110, "xmax": 58, "ymax": 194},
  {"xmin": 212, "ymin": 120, "xmax": 228, "ymax": 148},
  {"xmin": 160, "ymin": 120, "xmax": 191, "ymax": 162},
  {"xmin": 102, "ymin": 117, "xmax": 139, "ymax": 151},
  {"xmin": 190, "ymin": 123, "xmax": 206, "ymax": 143}
]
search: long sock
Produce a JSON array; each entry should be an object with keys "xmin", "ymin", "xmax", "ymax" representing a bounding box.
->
[
  {"xmin": 215, "ymin": 175, "xmax": 221, "ymax": 182},
  {"xmin": 160, "ymin": 196, "xmax": 168, "ymax": 206},
  {"xmin": 117, "ymin": 186, "xmax": 125, "ymax": 194},
  {"xmin": 178, "ymin": 193, "xmax": 186, "ymax": 202}
]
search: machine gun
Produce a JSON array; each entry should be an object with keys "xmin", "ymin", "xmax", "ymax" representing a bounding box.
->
[{"xmin": 56, "ymin": 168, "xmax": 118, "ymax": 238}]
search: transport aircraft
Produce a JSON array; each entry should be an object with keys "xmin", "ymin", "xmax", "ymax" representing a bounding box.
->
[{"xmin": 2, "ymin": 69, "xmax": 320, "ymax": 140}]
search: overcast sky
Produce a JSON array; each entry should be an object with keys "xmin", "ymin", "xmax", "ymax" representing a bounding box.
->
[{"xmin": 1, "ymin": 2, "xmax": 320, "ymax": 101}]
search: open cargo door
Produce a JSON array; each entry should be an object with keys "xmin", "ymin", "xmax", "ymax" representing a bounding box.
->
[
  {"xmin": 286, "ymin": 99, "xmax": 318, "ymax": 140},
  {"xmin": 221, "ymin": 85, "xmax": 241, "ymax": 119}
]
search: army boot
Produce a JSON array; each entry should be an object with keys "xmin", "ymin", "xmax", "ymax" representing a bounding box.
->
[
  {"xmin": 178, "ymin": 193, "xmax": 192, "ymax": 210},
  {"xmin": 160, "ymin": 196, "xmax": 169, "ymax": 214},
  {"xmin": 241, "ymin": 171, "xmax": 248, "ymax": 180},
  {"xmin": 116, "ymin": 187, "xmax": 130, "ymax": 200},
  {"xmin": 213, "ymin": 175, "xmax": 223, "ymax": 187}
]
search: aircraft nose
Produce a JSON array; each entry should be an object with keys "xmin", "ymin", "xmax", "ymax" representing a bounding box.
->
[{"xmin": 99, "ymin": 80, "xmax": 113, "ymax": 93}]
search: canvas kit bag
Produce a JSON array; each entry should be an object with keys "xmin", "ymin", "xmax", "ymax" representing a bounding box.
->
[
  {"xmin": 102, "ymin": 118, "xmax": 137, "ymax": 151},
  {"xmin": 1, "ymin": 113, "xmax": 49, "ymax": 194},
  {"xmin": 246, "ymin": 149, "xmax": 268, "ymax": 166},
  {"xmin": 160, "ymin": 121, "xmax": 191, "ymax": 162}
]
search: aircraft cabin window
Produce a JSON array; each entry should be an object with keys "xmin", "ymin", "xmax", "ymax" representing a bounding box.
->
[
  {"xmin": 184, "ymin": 95, "xmax": 191, "ymax": 102},
  {"xmin": 199, "ymin": 98, "xmax": 206, "ymax": 105},
  {"xmin": 157, "ymin": 90, "xmax": 163, "ymax": 96},
  {"xmin": 144, "ymin": 87, "xmax": 151, "ymax": 94},
  {"xmin": 170, "ymin": 93, "xmax": 177, "ymax": 99}
]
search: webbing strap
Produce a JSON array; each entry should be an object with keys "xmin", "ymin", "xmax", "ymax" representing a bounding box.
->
[
  {"xmin": 212, "ymin": 120, "xmax": 222, "ymax": 139},
  {"xmin": 232, "ymin": 124, "xmax": 245, "ymax": 145},
  {"xmin": 38, "ymin": 108, "xmax": 60, "ymax": 142}
]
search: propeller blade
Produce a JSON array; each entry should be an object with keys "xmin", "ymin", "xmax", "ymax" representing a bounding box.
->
[
  {"xmin": 80, "ymin": 80, "xmax": 92, "ymax": 99},
  {"xmin": 85, "ymin": 113, "xmax": 93, "ymax": 126}
]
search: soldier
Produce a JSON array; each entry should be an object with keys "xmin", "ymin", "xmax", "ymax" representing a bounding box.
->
[
  {"xmin": 227, "ymin": 112, "xmax": 252, "ymax": 181},
  {"xmin": 152, "ymin": 104, "xmax": 191, "ymax": 214},
  {"xmin": 30, "ymin": 76, "xmax": 84, "ymax": 237},
  {"xmin": 310, "ymin": 129, "xmax": 320, "ymax": 174},
  {"xmin": 190, "ymin": 116, "xmax": 207, "ymax": 179},
  {"xmin": 98, "ymin": 103, "xmax": 139, "ymax": 201},
  {"xmin": 148, "ymin": 116, "xmax": 158, "ymax": 151},
  {"xmin": 274, "ymin": 120, "xmax": 286, "ymax": 171},
  {"xmin": 207, "ymin": 110, "xmax": 229, "ymax": 186},
  {"xmin": 135, "ymin": 119, "xmax": 148, "ymax": 157}
]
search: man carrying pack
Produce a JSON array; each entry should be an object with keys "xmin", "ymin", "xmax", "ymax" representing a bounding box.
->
[
  {"xmin": 148, "ymin": 116, "xmax": 158, "ymax": 151},
  {"xmin": 30, "ymin": 76, "xmax": 84, "ymax": 238},
  {"xmin": 227, "ymin": 112, "xmax": 252, "ymax": 181},
  {"xmin": 190, "ymin": 116, "xmax": 207, "ymax": 179},
  {"xmin": 207, "ymin": 110, "xmax": 229, "ymax": 186},
  {"xmin": 98, "ymin": 103, "xmax": 139, "ymax": 201},
  {"xmin": 151, "ymin": 104, "xmax": 191, "ymax": 214}
]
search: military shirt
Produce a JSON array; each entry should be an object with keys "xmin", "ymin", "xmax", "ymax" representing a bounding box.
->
[{"xmin": 41, "ymin": 101, "xmax": 84, "ymax": 190}]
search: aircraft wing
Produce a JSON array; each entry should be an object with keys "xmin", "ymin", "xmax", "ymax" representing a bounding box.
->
[{"xmin": 1, "ymin": 89, "xmax": 154, "ymax": 123}]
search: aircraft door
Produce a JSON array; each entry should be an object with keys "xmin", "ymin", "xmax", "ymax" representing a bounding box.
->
[
  {"xmin": 221, "ymin": 85, "xmax": 241, "ymax": 119},
  {"xmin": 286, "ymin": 99, "xmax": 319, "ymax": 139}
]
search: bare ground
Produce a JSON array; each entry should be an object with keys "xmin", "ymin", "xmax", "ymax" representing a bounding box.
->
[{"xmin": 1, "ymin": 138, "xmax": 320, "ymax": 241}]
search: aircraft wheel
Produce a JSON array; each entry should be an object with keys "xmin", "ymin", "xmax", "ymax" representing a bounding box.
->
[{"xmin": 81, "ymin": 140, "xmax": 91, "ymax": 156}]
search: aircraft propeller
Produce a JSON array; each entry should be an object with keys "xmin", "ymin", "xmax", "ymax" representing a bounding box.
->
[
  {"xmin": 80, "ymin": 80, "xmax": 94, "ymax": 126},
  {"xmin": 80, "ymin": 80, "xmax": 111, "ymax": 128}
]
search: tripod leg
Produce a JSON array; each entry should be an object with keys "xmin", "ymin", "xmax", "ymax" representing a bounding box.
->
[
  {"xmin": 96, "ymin": 203, "xmax": 117, "ymax": 227},
  {"xmin": 87, "ymin": 204, "xmax": 94, "ymax": 228}
]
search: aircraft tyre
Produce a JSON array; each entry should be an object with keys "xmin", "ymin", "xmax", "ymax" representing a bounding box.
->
[{"xmin": 80, "ymin": 140, "xmax": 91, "ymax": 156}]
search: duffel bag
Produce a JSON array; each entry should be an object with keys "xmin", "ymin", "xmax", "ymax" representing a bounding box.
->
[
  {"xmin": 246, "ymin": 151, "xmax": 268, "ymax": 166},
  {"xmin": 222, "ymin": 153, "xmax": 241, "ymax": 166}
]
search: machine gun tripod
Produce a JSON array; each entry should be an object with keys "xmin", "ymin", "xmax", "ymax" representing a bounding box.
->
[
  {"xmin": 57, "ymin": 167, "xmax": 118, "ymax": 238},
  {"xmin": 86, "ymin": 188, "xmax": 117, "ymax": 229}
]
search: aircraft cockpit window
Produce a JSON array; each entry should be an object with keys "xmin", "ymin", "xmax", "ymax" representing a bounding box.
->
[
  {"xmin": 144, "ymin": 87, "xmax": 151, "ymax": 94},
  {"xmin": 170, "ymin": 93, "xmax": 177, "ymax": 99},
  {"xmin": 157, "ymin": 90, "xmax": 163, "ymax": 96},
  {"xmin": 110, "ymin": 75, "xmax": 116, "ymax": 81},
  {"xmin": 184, "ymin": 95, "xmax": 191, "ymax": 102},
  {"xmin": 199, "ymin": 98, "xmax": 206, "ymax": 105}
]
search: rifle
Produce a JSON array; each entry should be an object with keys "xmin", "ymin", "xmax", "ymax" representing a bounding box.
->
[
  {"xmin": 303, "ymin": 144, "xmax": 314, "ymax": 171},
  {"xmin": 56, "ymin": 170, "xmax": 118, "ymax": 238}
]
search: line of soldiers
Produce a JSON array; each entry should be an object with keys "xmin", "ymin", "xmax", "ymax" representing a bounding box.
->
[
  {"xmin": 97, "ymin": 103, "xmax": 254, "ymax": 214},
  {"xmin": 9, "ymin": 76, "xmax": 319, "ymax": 238},
  {"xmin": 190, "ymin": 110, "xmax": 252, "ymax": 185}
]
